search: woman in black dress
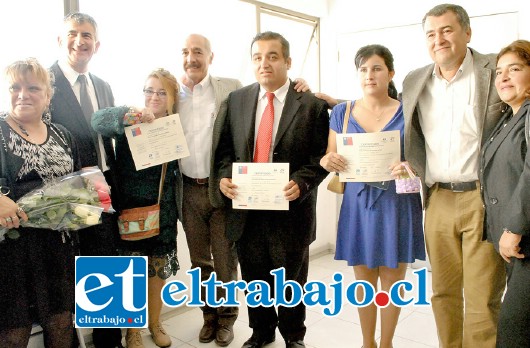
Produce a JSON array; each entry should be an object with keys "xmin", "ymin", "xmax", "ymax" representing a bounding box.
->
[{"xmin": 0, "ymin": 58, "xmax": 80, "ymax": 347}]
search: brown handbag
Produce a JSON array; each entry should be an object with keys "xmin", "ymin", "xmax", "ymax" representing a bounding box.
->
[
  {"xmin": 118, "ymin": 163, "xmax": 167, "ymax": 241},
  {"xmin": 327, "ymin": 101, "xmax": 351, "ymax": 194}
]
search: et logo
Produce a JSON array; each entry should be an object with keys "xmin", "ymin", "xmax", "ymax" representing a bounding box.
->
[{"xmin": 75, "ymin": 256, "xmax": 147, "ymax": 328}]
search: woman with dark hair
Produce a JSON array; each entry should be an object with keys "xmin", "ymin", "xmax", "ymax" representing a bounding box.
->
[
  {"xmin": 479, "ymin": 39, "xmax": 530, "ymax": 348},
  {"xmin": 92, "ymin": 68, "xmax": 180, "ymax": 348},
  {"xmin": 320, "ymin": 45, "xmax": 425, "ymax": 348}
]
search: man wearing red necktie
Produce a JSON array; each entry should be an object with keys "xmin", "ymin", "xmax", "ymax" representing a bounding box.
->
[{"xmin": 215, "ymin": 31, "xmax": 329, "ymax": 348}]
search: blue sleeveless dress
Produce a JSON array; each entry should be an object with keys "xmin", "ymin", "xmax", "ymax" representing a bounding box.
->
[{"xmin": 330, "ymin": 101, "xmax": 425, "ymax": 268}]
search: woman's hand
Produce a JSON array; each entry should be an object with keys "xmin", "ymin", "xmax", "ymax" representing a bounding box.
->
[
  {"xmin": 320, "ymin": 152, "xmax": 347, "ymax": 173},
  {"xmin": 390, "ymin": 161, "xmax": 414, "ymax": 179},
  {"xmin": 499, "ymin": 229, "xmax": 525, "ymax": 262},
  {"xmin": 315, "ymin": 93, "xmax": 339, "ymax": 109},
  {"xmin": 0, "ymin": 195, "xmax": 28, "ymax": 229},
  {"xmin": 140, "ymin": 108, "xmax": 156, "ymax": 123}
]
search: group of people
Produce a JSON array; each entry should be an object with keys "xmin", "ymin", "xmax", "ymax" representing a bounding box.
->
[{"xmin": 0, "ymin": 3, "xmax": 528, "ymax": 348}]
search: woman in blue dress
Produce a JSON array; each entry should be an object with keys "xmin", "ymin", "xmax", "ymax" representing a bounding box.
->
[
  {"xmin": 92, "ymin": 68, "xmax": 180, "ymax": 348},
  {"xmin": 320, "ymin": 45, "xmax": 425, "ymax": 348}
]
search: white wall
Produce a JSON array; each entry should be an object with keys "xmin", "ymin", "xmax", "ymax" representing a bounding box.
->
[{"xmin": 321, "ymin": 0, "xmax": 530, "ymax": 100}]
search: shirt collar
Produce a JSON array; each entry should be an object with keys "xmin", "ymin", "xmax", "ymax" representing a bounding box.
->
[
  {"xmin": 58, "ymin": 60, "xmax": 90, "ymax": 87},
  {"xmin": 180, "ymin": 74, "xmax": 211, "ymax": 93},
  {"xmin": 258, "ymin": 79, "xmax": 290, "ymax": 103},
  {"xmin": 432, "ymin": 48, "xmax": 473, "ymax": 81}
]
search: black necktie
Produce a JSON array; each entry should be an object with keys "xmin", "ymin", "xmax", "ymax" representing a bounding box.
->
[{"xmin": 78, "ymin": 74, "xmax": 94, "ymax": 123}]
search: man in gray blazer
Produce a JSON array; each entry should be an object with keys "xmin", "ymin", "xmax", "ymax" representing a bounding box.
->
[
  {"xmin": 402, "ymin": 4, "xmax": 505, "ymax": 347},
  {"xmin": 49, "ymin": 13, "xmax": 122, "ymax": 348},
  {"xmin": 179, "ymin": 33, "xmax": 242, "ymax": 347}
]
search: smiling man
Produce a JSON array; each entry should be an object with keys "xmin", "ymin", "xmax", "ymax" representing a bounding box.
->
[
  {"xmin": 215, "ymin": 31, "xmax": 329, "ymax": 348},
  {"xmin": 402, "ymin": 4, "xmax": 506, "ymax": 347},
  {"xmin": 49, "ymin": 13, "xmax": 122, "ymax": 348}
]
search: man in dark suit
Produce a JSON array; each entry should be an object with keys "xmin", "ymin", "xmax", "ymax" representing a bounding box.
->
[
  {"xmin": 402, "ymin": 4, "xmax": 505, "ymax": 347},
  {"xmin": 215, "ymin": 31, "xmax": 329, "ymax": 348},
  {"xmin": 49, "ymin": 13, "xmax": 122, "ymax": 348}
]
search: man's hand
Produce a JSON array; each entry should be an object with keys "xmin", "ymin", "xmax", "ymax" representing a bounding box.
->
[
  {"xmin": 293, "ymin": 78, "xmax": 311, "ymax": 92},
  {"xmin": 499, "ymin": 229, "xmax": 525, "ymax": 262},
  {"xmin": 284, "ymin": 180, "xmax": 300, "ymax": 201},
  {"xmin": 220, "ymin": 178, "xmax": 238, "ymax": 200}
]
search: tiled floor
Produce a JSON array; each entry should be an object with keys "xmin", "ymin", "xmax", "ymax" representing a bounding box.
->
[{"xmin": 116, "ymin": 253, "xmax": 438, "ymax": 348}]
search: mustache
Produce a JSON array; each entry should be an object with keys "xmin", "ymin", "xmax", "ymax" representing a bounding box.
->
[{"xmin": 185, "ymin": 63, "xmax": 201, "ymax": 69}]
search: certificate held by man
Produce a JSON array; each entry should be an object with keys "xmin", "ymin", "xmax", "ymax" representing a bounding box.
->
[
  {"xmin": 231, "ymin": 163, "xmax": 290, "ymax": 210},
  {"xmin": 336, "ymin": 130, "xmax": 400, "ymax": 182},
  {"xmin": 125, "ymin": 113, "xmax": 190, "ymax": 170}
]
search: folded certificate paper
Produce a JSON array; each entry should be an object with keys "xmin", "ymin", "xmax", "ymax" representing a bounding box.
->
[
  {"xmin": 231, "ymin": 163, "xmax": 289, "ymax": 210},
  {"xmin": 125, "ymin": 113, "xmax": 190, "ymax": 170}
]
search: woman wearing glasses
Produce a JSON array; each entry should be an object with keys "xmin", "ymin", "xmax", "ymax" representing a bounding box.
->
[{"xmin": 92, "ymin": 68, "xmax": 180, "ymax": 348}]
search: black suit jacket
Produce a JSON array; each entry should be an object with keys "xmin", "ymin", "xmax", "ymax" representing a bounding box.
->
[
  {"xmin": 215, "ymin": 81, "xmax": 329, "ymax": 247},
  {"xmin": 480, "ymin": 99, "xmax": 530, "ymax": 252},
  {"xmin": 49, "ymin": 62, "xmax": 118, "ymax": 256},
  {"xmin": 49, "ymin": 61, "xmax": 115, "ymax": 167}
]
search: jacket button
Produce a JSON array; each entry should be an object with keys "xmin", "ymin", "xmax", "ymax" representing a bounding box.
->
[{"xmin": 490, "ymin": 198, "xmax": 498, "ymax": 204}]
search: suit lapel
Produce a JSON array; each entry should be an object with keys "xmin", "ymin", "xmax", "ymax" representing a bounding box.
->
[
  {"xmin": 51, "ymin": 63, "xmax": 83, "ymax": 116},
  {"xmin": 243, "ymin": 84, "xmax": 260, "ymax": 161},
  {"xmin": 483, "ymin": 110, "xmax": 524, "ymax": 169},
  {"xmin": 211, "ymin": 77, "xmax": 225, "ymax": 115},
  {"xmin": 472, "ymin": 49, "xmax": 493, "ymax": 138},
  {"xmin": 274, "ymin": 83, "xmax": 301, "ymax": 148}
]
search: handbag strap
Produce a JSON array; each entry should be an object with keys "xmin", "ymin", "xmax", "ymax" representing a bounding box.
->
[
  {"xmin": 401, "ymin": 162, "xmax": 417, "ymax": 178},
  {"xmin": 342, "ymin": 101, "xmax": 351, "ymax": 134},
  {"xmin": 157, "ymin": 163, "xmax": 168, "ymax": 205}
]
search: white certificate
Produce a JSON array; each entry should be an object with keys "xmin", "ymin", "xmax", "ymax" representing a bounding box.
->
[
  {"xmin": 125, "ymin": 113, "xmax": 190, "ymax": 170},
  {"xmin": 336, "ymin": 130, "xmax": 400, "ymax": 182},
  {"xmin": 231, "ymin": 163, "xmax": 290, "ymax": 210}
]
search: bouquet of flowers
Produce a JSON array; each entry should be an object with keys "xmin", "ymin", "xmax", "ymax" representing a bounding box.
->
[{"xmin": 1, "ymin": 167, "xmax": 114, "ymax": 241}]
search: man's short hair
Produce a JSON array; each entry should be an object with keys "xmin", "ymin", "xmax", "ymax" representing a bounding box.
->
[
  {"xmin": 64, "ymin": 12, "xmax": 98, "ymax": 39},
  {"xmin": 250, "ymin": 31, "xmax": 290, "ymax": 59},
  {"xmin": 422, "ymin": 3, "xmax": 470, "ymax": 31}
]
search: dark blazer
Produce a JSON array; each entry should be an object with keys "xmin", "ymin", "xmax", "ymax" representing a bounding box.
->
[
  {"xmin": 402, "ymin": 49, "xmax": 504, "ymax": 201},
  {"xmin": 49, "ymin": 61, "xmax": 115, "ymax": 167},
  {"xmin": 480, "ymin": 100, "xmax": 530, "ymax": 252},
  {"xmin": 214, "ymin": 81, "xmax": 329, "ymax": 246},
  {"xmin": 49, "ymin": 61, "xmax": 118, "ymax": 257},
  {"xmin": 206, "ymin": 76, "xmax": 242, "ymax": 207}
]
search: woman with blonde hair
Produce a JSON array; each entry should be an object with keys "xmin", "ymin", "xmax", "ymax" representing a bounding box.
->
[
  {"xmin": 92, "ymin": 68, "xmax": 180, "ymax": 348},
  {"xmin": 0, "ymin": 58, "xmax": 80, "ymax": 347}
]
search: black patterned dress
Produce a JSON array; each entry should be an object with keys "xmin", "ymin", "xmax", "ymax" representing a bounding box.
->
[
  {"xmin": 92, "ymin": 106, "xmax": 179, "ymax": 279},
  {"xmin": 0, "ymin": 117, "xmax": 80, "ymax": 329}
]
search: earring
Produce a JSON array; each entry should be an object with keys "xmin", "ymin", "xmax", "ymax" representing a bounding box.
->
[{"xmin": 42, "ymin": 108, "xmax": 52, "ymax": 124}]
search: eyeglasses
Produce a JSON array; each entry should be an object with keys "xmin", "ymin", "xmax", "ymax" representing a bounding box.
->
[{"xmin": 143, "ymin": 89, "xmax": 167, "ymax": 97}]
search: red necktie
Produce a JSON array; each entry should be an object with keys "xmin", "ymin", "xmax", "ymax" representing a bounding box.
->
[{"xmin": 254, "ymin": 92, "xmax": 275, "ymax": 162}]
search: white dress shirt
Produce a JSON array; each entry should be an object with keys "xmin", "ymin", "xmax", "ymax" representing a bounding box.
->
[
  {"xmin": 253, "ymin": 79, "xmax": 290, "ymax": 162},
  {"xmin": 418, "ymin": 49, "xmax": 479, "ymax": 186},
  {"xmin": 179, "ymin": 75, "xmax": 216, "ymax": 179}
]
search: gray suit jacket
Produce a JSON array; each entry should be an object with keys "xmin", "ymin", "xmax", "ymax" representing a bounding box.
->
[
  {"xmin": 402, "ymin": 48, "xmax": 504, "ymax": 201},
  {"xmin": 207, "ymin": 76, "xmax": 242, "ymax": 208}
]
